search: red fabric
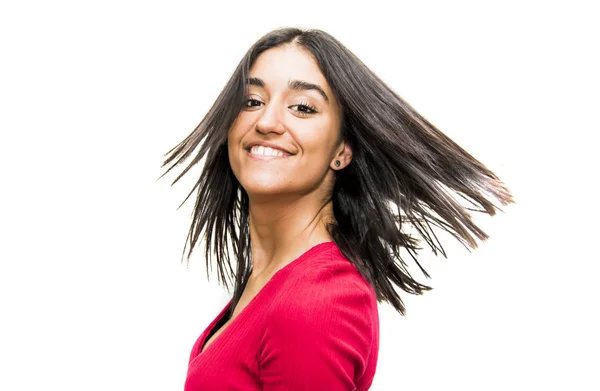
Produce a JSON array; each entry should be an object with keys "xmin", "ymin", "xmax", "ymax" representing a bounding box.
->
[{"xmin": 184, "ymin": 241, "xmax": 380, "ymax": 390}]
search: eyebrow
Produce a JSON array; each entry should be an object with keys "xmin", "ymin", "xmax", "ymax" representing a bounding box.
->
[{"xmin": 247, "ymin": 77, "xmax": 329, "ymax": 103}]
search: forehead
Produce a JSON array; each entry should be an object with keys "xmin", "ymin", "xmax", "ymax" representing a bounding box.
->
[{"xmin": 250, "ymin": 45, "xmax": 331, "ymax": 95}]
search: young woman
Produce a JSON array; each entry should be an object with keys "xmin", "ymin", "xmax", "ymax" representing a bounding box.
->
[{"xmin": 162, "ymin": 27, "xmax": 513, "ymax": 390}]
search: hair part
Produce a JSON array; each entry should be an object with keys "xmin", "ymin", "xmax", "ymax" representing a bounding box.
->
[{"xmin": 161, "ymin": 27, "xmax": 514, "ymax": 315}]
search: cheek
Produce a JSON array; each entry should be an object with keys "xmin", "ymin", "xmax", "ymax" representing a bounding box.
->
[
  {"xmin": 227, "ymin": 116, "xmax": 251, "ymax": 154},
  {"xmin": 227, "ymin": 126, "xmax": 244, "ymax": 177},
  {"xmin": 227, "ymin": 121, "xmax": 242, "ymax": 145},
  {"xmin": 229, "ymin": 111, "xmax": 254, "ymax": 136},
  {"xmin": 301, "ymin": 122, "xmax": 340, "ymax": 161}
]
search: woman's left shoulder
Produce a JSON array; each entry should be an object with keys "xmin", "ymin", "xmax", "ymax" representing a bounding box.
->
[
  {"xmin": 280, "ymin": 244, "xmax": 377, "ymax": 315},
  {"xmin": 259, "ymin": 244, "xmax": 380, "ymax": 390},
  {"xmin": 299, "ymin": 242, "xmax": 375, "ymax": 297}
]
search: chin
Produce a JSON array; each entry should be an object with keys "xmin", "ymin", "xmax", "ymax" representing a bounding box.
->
[{"xmin": 241, "ymin": 181, "xmax": 287, "ymax": 197}]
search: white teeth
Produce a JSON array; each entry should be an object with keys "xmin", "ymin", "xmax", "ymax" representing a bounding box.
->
[{"xmin": 250, "ymin": 145, "xmax": 285, "ymax": 157}]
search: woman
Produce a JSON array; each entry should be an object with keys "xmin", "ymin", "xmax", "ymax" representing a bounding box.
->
[{"xmin": 162, "ymin": 27, "xmax": 513, "ymax": 390}]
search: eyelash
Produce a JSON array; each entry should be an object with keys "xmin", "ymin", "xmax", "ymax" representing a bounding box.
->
[
  {"xmin": 244, "ymin": 98, "xmax": 317, "ymax": 116},
  {"xmin": 296, "ymin": 101, "xmax": 317, "ymax": 115}
]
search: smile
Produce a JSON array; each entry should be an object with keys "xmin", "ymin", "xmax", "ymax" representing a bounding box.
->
[{"xmin": 247, "ymin": 145, "xmax": 291, "ymax": 159}]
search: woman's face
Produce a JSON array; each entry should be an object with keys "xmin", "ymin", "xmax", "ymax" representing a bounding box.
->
[{"xmin": 228, "ymin": 45, "xmax": 349, "ymax": 199}]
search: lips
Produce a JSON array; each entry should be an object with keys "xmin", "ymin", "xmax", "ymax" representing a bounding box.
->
[
  {"xmin": 244, "ymin": 141, "xmax": 295, "ymax": 156},
  {"xmin": 251, "ymin": 145, "xmax": 289, "ymax": 157}
]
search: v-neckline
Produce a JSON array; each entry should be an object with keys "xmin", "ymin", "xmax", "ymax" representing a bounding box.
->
[{"xmin": 197, "ymin": 241, "xmax": 334, "ymax": 355}]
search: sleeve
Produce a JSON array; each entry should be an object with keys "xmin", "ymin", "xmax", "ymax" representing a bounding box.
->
[{"xmin": 258, "ymin": 266, "xmax": 374, "ymax": 391}]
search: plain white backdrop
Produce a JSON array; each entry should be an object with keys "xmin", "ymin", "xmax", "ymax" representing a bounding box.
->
[{"xmin": 0, "ymin": 1, "xmax": 598, "ymax": 390}]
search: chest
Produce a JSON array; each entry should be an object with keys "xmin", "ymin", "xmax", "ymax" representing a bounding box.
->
[{"xmin": 200, "ymin": 279, "xmax": 265, "ymax": 353}]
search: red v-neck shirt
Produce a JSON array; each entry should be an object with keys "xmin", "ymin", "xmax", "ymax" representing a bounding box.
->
[{"xmin": 184, "ymin": 241, "xmax": 380, "ymax": 390}]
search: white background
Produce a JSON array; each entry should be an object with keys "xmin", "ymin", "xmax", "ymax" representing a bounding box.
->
[{"xmin": 1, "ymin": 1, "xmax": 598, "ymax": 390}]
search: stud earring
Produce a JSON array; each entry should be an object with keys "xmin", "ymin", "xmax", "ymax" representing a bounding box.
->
[{"xmin": 334, "ymin": 160, "xmax": 341, "ymax": 167}]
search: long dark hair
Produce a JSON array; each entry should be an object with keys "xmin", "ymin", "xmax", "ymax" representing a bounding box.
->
[{"xmin": 161, "ymin": 27, "xmax": 514, "ymax": 315}]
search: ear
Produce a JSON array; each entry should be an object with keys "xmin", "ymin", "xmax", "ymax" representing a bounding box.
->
[{"xmin": 330, "ymin": 141, "xmax": 353, "ymax": 170}]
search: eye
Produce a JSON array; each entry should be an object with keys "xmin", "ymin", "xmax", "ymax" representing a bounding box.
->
[
  {"xmin": 290, "ymin": 101, "xmax": 318, "ymax": 116},
  {"xmin": 244, "ymin": 98, "xmax": 263, "ymax": 108}
]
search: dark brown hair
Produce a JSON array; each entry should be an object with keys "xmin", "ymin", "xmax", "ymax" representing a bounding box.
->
[{"xmin": 161, "ymin": 27, "xmax": 514, "ymax": 315}]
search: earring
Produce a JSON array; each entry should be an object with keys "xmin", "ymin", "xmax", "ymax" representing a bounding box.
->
[{"xmin": 334, "ymin": 160, "xmax": 341, "ymax": 167}]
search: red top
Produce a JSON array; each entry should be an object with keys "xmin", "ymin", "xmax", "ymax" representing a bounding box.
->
[{"xmin": 184, "ymin": 241, "xmax": 380, "ymax": 390}]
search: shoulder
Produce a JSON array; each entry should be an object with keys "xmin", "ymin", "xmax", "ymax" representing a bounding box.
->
[
  {"xmin": 269, "ymin": 243, "xmax": 376, "ymax": 318},
  {"xmin": 265, "ymin": 260, "xmax": 377, "ymax": 345},
  {"xmin": 258, "ymin": 244, "xmax": 379, "ymax": 387},
  {"xmin": 261, "ymin": 243, "xmax": 378, "ymax": 348}
]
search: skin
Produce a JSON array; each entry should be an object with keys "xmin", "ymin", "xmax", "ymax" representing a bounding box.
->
[{"xmin": 227, "ymin": 44, "xmax": 353, "ymax": 285}]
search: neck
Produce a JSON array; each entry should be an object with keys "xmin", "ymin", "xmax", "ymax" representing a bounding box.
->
[{"xmin": 247, "ymin": 192, "xmax": 334, "ymax": 282}]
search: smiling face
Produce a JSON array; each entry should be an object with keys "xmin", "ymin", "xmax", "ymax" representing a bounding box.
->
[{"xmin": 227, "ymin": 44, "xmax": 351, "ymax": 199}]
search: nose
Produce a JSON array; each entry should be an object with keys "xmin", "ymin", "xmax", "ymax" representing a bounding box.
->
[{"xmin": 255, "ymin": 100, "xmax": 286, "ymax": 135}]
